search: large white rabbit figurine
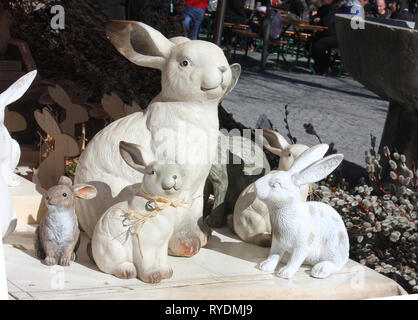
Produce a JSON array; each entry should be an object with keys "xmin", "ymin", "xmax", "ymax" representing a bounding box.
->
[
  {"xmin": 75, "ymin": 21, "xmax": 240, "ymax": 257},
  {"xmin": 0, "ymin": 70, "xmax": 37, "ymax": 239},
  {"xmin": 92, "ymin": 141, "xmax": 192, "ymax": 283},
  {"xmin": 256, "ymin": 144, "xmax": 349, "ymax": 279}
]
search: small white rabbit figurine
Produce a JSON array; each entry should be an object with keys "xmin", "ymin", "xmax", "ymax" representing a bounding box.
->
[
  {"xmin": 231, "ymin": 129, "xmax": 309, "ymax": 247},
  {"xmin": 0, "ymin": 70, "xmax": 37, "ymax": 239},
  {"xmin": 92, "ymin": 141, "xmax": 193, "ymax": 283},
  {"xmin": 256, "ymin": 144, "xmax": 349, "ymax": 279},
  {"xmin": 75, "ymin": 21, "xmax": 240, "ymax": 258}
]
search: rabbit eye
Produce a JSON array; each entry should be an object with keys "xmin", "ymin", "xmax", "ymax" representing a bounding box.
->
[
  {"xmin": 150, "ymin": 170, "xmax": 156, "ymax": 175},
  {"xmin": 181, "ymin": 60, "xmax": 189, "ymax": 67},
  {"xmin": 62, "ymin": 193, "xmax": 67, "ymax": 197}
]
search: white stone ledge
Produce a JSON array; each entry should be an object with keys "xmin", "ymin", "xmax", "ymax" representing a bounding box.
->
[{"xmin": 3, "ymin": 226, "xmax": 407, "ymax": 300}]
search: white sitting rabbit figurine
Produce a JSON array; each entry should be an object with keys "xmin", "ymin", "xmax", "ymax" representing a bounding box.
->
[
  {"xmin": 0, "ymin": 70, "xmax": 37, "ymax": 187},
  {"xmin": 256, "ymin": 144, "xmax": 349, "ymax": 279},
  {"xmin": 0, "ymin": 70, "xmax": 37, "ymax": 239},
  {"xmin": 92, "ymin": 141, "xmax": 194, "ymax": 283},
  {"xmin": 231, "ymin": 129, "xmax": 309, "ymax": 247},
  {"xmin": 75, "ymin": 21, "xmax": 240, "ymax": 258}
]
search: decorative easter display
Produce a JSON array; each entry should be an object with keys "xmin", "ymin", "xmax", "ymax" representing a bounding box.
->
[
  {"xmin": 204, "ymin": 133, "xmax": 270, "ymax": 228},
  {"xmin": 75, "ymin": 21, "xmax": 240, "ymax": 258},
  {"xmin": 92, "ymin": 141, "xmax": 197, "ymax": 283},
  {"xmin": 35, "ymin": 176, "xmax": 97, "ymax": 266},
  {"xmin": 231, "ymin": 129, "xmax": 310, "ymax": 247},
  {"xmin": 33, "ymin": 108, "xmax": 80, "ymax": 190},
  {"xmin": 0, "ymin": 70, "xmax": 37, "ymax": 239},
  {"xmin": 256, "ymin": 144, "xmax": 349, "ymax": 279},
  {"xmin": 4, "ymin": 107, "xmax": 26, "ymax": 133},
  {"xmin": 101, "ymin": 91, "xmax": 142, "ymax": 121},
  {"xmin": 47, "ymin": 84, "xmax": 89, "ymax": 137}
]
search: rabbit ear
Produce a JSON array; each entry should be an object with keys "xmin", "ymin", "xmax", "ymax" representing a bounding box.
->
[
  {"xmin": 0, "ymin": 70, "xmax": 37, "ymax": 114},
  {"xmin": 289, "ymin": 144, "xmax": 329, "ymax": 174},
  {"xmin": 48, "ymin": 85, "xmax": 72, "ymax": 108},
  {"xmin": 34, "ymin": 108, "xmax": 62, "ymax": 139},
  {"xmin": 261, "ymin": 129, "xmax": 289, "ymax": 156},
  {"xmin": 169, "ymin": 36, "xmax": 191, "ymax": 45},
  {"xmin": 119, "ymin": 141, "xmax": 155, "ymax": 174},
  {"xmin": 58, "ymin": 176, "xmax": 72, "ymax": 187},
  {"xmin": 220, "ymin": 64, "xmax": 241, "ymax": 103},
  {"xmin": 106, "ymin": 20, "xmax": 173, "ymax": 70},
  {"xmin": 292, "ymin": 153, "xmax": 344, "ymax": 186},
  {"xmin": 73, "ymin": 184, "xmax": 97, "ymax": 199}
]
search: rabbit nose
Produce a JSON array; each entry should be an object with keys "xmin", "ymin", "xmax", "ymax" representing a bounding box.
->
[
  {"xmin": 218, "ymin": 66, "xmax": 227, "ymax": 73},
  {"xmin": 173, "ymin": 175, "xmax": 177, "ymax": 180}
]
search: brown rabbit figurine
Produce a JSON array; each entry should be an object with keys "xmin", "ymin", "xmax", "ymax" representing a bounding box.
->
[{"xmin": 35, "ymin": 176, "xmax": 97, "ymax": 266}]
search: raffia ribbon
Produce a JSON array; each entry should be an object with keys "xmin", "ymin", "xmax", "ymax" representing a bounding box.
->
[{"xmin": 117, "ymin": 188, "xmax": 200, "ymax": 235}]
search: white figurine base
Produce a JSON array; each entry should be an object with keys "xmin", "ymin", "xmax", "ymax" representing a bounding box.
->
[{"xmin": 4, "ymin": 225, "xmax": 407, "ymax": 300}]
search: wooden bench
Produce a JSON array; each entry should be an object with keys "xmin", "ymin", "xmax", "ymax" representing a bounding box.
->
[
  {"xmin": 231, "ymin": 29, "xmax": 287, "ymax": 67},
  {"xmin": 224, "ymin": 22, "xmax": 251, "ymax": 30}
]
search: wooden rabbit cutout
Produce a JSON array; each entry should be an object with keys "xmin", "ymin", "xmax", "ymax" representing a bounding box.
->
[
  {"xmin": 47, "ymin": 84, "xmax": 89, "ymax": 137},
  {"xmin": 101, "ymin": 91, "xmax": 142, "ymax": 121},
  {"xmin": 4, "ymin": 108, "xmax": 26, "ymax": 133},
  {"xmin": 34, "ymin": 108, "xmax": 80, "ymax": 189}
]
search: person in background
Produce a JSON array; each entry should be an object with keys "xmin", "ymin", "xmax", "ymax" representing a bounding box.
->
[
  {"xmin": 181, "ymin": 0, "xmax": 208, "ymax": 40},
  {"xmin": 225, "ymin": 0, "xmax": 248, "ymax": 24},
  {"xmin": 311, "ymin": 0, "xmax": 339, "ymax": 75},
  {"xmin": 391, "ymin": 0, "xmax": 416, "ymax": 20},
  {"xmin": 360, "ymin": 0, "xmax": 374, "ymax": 15},
  {"xmin": 287, "ymin": 0, "xmax": 310, "ymax": 20},
  {"xmin": 370, "ymin": 0, "xmax": 392, "ymax": 17}
]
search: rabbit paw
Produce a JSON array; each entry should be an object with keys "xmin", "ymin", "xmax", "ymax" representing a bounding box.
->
[
  {"xmin": 59, "ymin": 255, "xmax": 72, "ymax": 266},
  {"xmin": 115, "ymin": 262, "xmax": 137, "ymax": 279},
  {"xmin": 142, "ymin": 271, "xmax": 162, "ymax": 284},
  {"xmin": 169, "ymin": 236, "xmax": 201, "ymax": 257},
  {"xmin": 276, "ymin": 266, "xmax": 297, "ymax": 279},
  {"xmin": 258, "ymin": 256, "xmax": 279, "ymax": 272},
  {"xmin": 311, "ymin": 261, "xmax": 336, "ymax": 279},
  {"xmin": 44, "ymin": 256, "xmax": 56, "ymax": 266}
]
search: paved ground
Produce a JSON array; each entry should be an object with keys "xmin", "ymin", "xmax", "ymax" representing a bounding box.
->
[{"xmin": 222, "ymin": 51, "xmax": 389, "ymax": 168}]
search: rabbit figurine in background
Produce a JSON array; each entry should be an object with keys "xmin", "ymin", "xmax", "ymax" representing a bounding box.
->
[
  {"xmin": 92, "ymin": 141, "xmax": 193, "ymax": 283},
  {"xmin": 0, "ymin": 70, "xmax": 37, "ymax": 239},
  {"xmin": 256, "ymin": 144, "xmax": 349, "ymax": 279},
  {"xmin": 75, "ymin": 21, "xmax": 241, "ymax": 258},
  {"xmin": 231, "ymin": 129, "xmax": 310, "ymax": 247},
  {"xmin": 35, "ymin": 176, "xmax": 97, "ymax": 266},
  {"xmin": 47, "ymin": 84, "xmax": 89, "ymax": 137}
]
